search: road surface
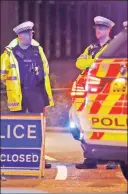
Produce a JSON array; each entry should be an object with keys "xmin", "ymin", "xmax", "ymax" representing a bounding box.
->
[{"xmin": 1, "ymin": 131, "xmax": 127, "ymax": 193}]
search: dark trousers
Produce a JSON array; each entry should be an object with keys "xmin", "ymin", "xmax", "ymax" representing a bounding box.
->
[
  {"xmin": 81, "ymin": 140, "xmax": 97, "ymax": 165},
  {"xmin": 21, "ymin": 90, "xmax": 45, "ymax": 113},
  {"xmin": 11, "ymin": 90, "xmax": 45, "ymax": 113}
]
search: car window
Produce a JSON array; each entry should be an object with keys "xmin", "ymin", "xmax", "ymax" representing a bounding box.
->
[
  {"xmin": 111, "ymin": 41, "xmax": 127, "ymax": 58},
  {"xmin": 99, "ymin": 28, "xmax": 127, "ymax": 59}
]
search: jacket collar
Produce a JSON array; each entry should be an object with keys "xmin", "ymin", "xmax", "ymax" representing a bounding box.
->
[
  {"xmin": 6, "ymin": 38, "xmax": 40, "ymax": 50},
  {"xmin": 97, "ymin": 38, "xmax": 111, "ymax": 48}
]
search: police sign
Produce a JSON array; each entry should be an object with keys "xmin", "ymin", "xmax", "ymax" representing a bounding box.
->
[{"xmin": 0, "ymin": 113, "xmax": 45, "ymax": 178}]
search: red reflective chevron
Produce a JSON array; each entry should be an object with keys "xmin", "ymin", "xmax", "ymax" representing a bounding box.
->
[
  {"xmin": 106, "ymin": 63, "xmax": 120, "ymax": 77},
  {"xmin": 102, "ymin": 81, "xmax": 112, "ymax": 93},
  {"xmin": 122, "ymin": 107, "xmax": 128, "ymax": 114},
  {"xmin": 109, "ymin": 107, "xmax": 122, "ymax": 114},
  {"xmin": 90, "ymin": 132, "xmax": 104, "ymax": 140},
  {"xmin": 109, "ymin": 94, "xmax": 126, "ymax": 114},
  {"xmin": 77, "ymin": 103, "xmax": 85, "ymax": 111},
  {"xmin": 89, "ymin": 94, "xmax": 108, "ymax": 114}
]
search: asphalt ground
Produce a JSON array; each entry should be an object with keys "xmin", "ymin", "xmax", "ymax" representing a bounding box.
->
[{"xmin": 1, "ymin": 131, "xmax": 127, "ymax": 193}]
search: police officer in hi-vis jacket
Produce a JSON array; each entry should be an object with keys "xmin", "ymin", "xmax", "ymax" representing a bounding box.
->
[
  {"xmin": 75, "ymin": 16, "xmax": 118, "ymax": 170},
  {"xmin": 1, "ymin": 21, "xmax": 54, "ymax": 168},
  {"xmin": 76, "ymin": 16, "xmax": 115, "ymax": 70}
]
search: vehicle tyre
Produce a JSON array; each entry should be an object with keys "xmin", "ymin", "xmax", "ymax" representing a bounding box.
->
[{"xmin": 120, "ymin": 162, "xmax": 128, "ymax": 180}]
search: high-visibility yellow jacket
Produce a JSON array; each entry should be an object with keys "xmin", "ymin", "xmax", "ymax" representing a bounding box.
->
[
  {"xmin": 76, "ymin": 43, "xmax": 108, "ymax": 70},
  {"xmin": 0, "ymin": 38, "xmax": 54, "ymax": 111}
]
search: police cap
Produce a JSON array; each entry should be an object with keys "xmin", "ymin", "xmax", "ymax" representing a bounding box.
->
[
  {"xmin": 13, "ymin": 21, "xmax": 34, "ymax": 35},
  {"xmin": 94, "ymin": 16, "xmax": 115, "ymax": 29}
]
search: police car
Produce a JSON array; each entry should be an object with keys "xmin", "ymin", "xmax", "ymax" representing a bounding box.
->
[{"xmin": 69, "ymin": 21, "xmax": 128, "ymax": 180}]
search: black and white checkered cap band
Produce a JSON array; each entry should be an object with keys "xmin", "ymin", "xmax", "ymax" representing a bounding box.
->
[
  {"xmin": 95, "ymin": 21, "xmax": 111, "ymax": 27},
  {"xmin": 15, "ymin": 27, "xmax": 33, "ymax": 34}
]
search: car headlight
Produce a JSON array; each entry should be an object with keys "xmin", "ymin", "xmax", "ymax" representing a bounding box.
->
[
  {"xmin": 70, "ymin": 121, "xmax": 76, "ymax": 129},
  {"xmin": 69, "ymin": 122, "xmax": 84, "ymax": 141}
]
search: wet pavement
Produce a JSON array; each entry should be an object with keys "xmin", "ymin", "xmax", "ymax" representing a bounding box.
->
[{"xmin": 1, "ymin": 131, "xmax": 127, "ymax": 193}]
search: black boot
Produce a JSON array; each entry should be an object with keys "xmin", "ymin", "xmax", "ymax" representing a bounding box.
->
[
  {"xmin": 45, "ymin": 162, "xmax": 51, "ymax": 169},
  {"xmin": 0, "ymin": 175, "xmax": 7, "ymax": 181},
  {"xmin": 76, "ymin": 159, "xmax": 97, "ymax": 169},
  {"xmin": 106, "ymin": 162, "xmax": 118, "ymax": 170}
]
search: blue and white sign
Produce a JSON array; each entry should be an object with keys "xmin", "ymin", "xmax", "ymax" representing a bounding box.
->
[
  {"xmin": 0, "ymin": 114, "xmax": 45, "ymax": 177},
  {"xmin": 0, "ymin": 149, "xmax": 40, "ymax": 169}
]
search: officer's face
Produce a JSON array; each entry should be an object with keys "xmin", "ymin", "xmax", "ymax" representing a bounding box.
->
[
  {"xmin": 18, "ymin": 30, "xmax": 33, "ymax": 45},
  {"xmin": 95, "ymin": 26, "xmax": 110, "ymax": 39}
]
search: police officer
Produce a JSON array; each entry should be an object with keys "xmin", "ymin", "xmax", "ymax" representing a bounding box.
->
[
  {"xmin": 1, "ymin": 21, "xmax": 54, "ymax": 168},
  {"xmin": 76, "ymin": 16, "xmax": 115, "ymax": 70},
  {"xmin": 75, "ymin": 16, "xmax": 118, "ymax": 169}
]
